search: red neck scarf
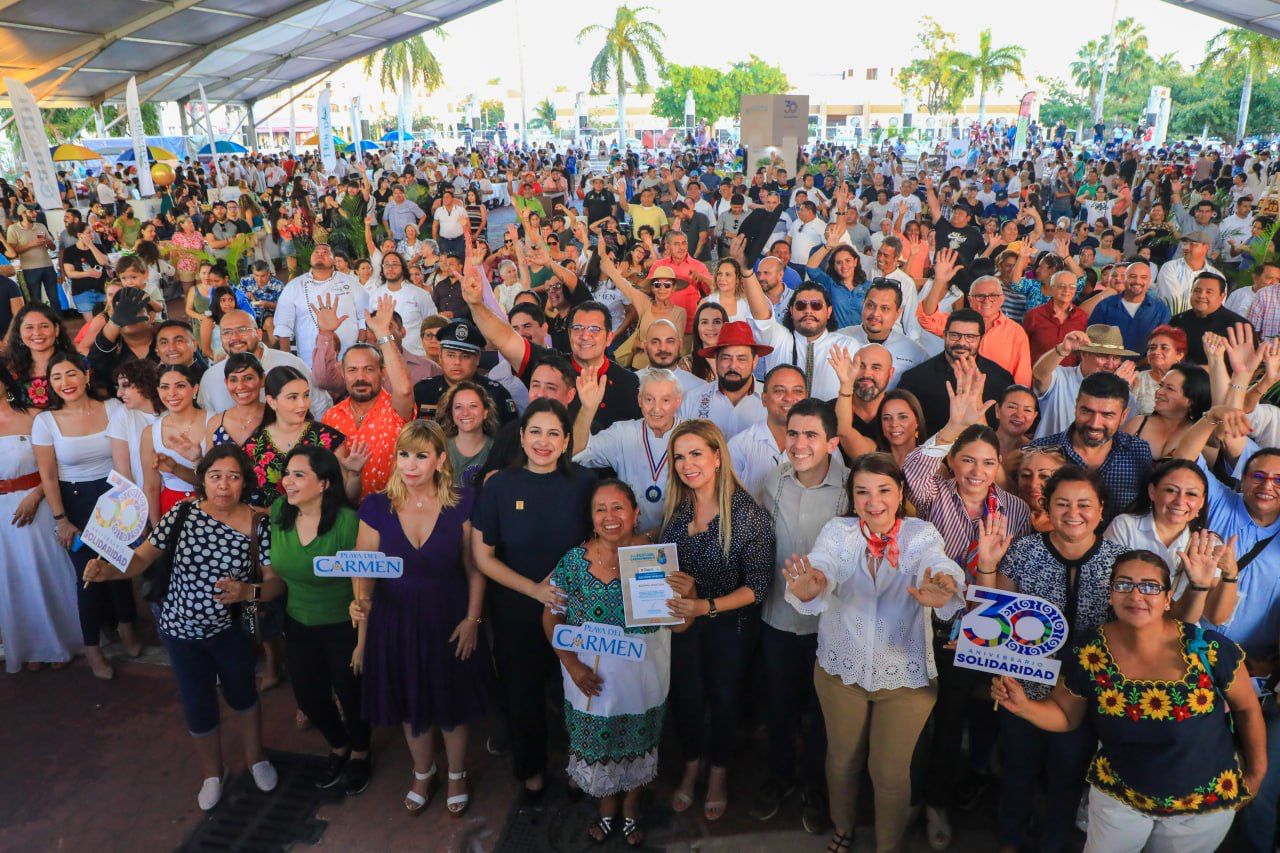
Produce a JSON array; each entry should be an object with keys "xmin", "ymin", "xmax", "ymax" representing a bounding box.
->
[{"xmin": 862, "ymin": 517, "xmax": 903, "ymax": 568}]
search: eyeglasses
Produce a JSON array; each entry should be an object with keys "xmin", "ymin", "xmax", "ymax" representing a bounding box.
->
[
  {"xmin": 792, "ymin": 299, "xmax": 827, "ymax": 312},
  {"xmin": 223, "ymin": 326, "xmax": 255, "ymax": 336},
  {"xmin": 1019, "ymin": 445, "xmax": 1068, "ymax": 460},
  {"xmin": 969, "ymin": 293, "xmax": 1002, "ymax": 302},
  {"xmin": 945, "ymin": 331, "xmax": 982, "ymax": 342},
  {"xmin": 422, "ymin": 331, "xmax": 440, "ymax": 341},
  {"xmin": 1248, "ymin": 471, "xmax": 1280, "ymax": 487},
  {"xmin": 571, "ymin": 324, "xmax": 605, "ymax": 335},
  {"xmin": 1110, "ymin": 580, "xmax": 1168, "ymax": 595}
]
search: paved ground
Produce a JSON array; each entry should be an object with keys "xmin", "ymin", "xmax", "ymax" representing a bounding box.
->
[{"xmin": 0, "ymin": 644, "xmax": 1027, "ymax": 853}]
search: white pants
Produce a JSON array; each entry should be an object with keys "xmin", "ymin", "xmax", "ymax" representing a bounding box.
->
[{"xmin": 1083, "ymin": 787, "xmax": 1236, "ymax": 853}]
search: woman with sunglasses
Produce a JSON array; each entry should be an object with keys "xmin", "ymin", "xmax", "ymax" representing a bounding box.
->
[
  {"xmin": 596, "ymin": 252, "xmax": 687, "ymax": 369},
  {"xmin": 979, "ymin": 465, "xmax": 1128, "ymax": 853},
  {"xmin": 993, "ymin": 549, "xmax": 1265, "ymax": 853}
]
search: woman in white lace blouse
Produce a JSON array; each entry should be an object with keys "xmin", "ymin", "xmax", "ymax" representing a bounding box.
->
[{"xmin": 784, "ymin": 452, "xmax": 965, "ymax": 853}]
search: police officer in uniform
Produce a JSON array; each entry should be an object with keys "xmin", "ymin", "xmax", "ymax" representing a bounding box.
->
[{"xmin": 412, "ymin": 317, "xmax": 519, "ymax": 423}]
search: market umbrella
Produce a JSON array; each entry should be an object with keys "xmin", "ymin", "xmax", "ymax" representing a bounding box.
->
[
  {"xmin": 196, "ymin": 140, "xmax": 249, "ymax": 155},
  {"xmin": 379, "ymin": 130, "xmax": 414, "ymax": 142},
  {"xmin": 116, "ymin": 145, "xmax": 179, "ymax": 164},
  {"xmin": 49, "ymin": 143, "xmax": 102, "ymax": 161},
  {"xmin": 302, "ymin": 133, "xmax": 348, "ymax": 148},
  {"xmin": 345, "ymin": 139, "xmax": 381, "ymax": 152}
]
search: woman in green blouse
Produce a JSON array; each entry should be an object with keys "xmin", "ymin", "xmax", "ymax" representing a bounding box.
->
[{"xmin": 248, "ymin": 444, "xmax": 368, "ymax": 794}]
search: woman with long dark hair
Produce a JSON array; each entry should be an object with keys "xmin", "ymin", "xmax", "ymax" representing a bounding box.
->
[
  {"xmin": 470, "ymin": 398, "xmax": 596, "ymax": 803},
  {"xmin": 1124, "ymin": 362, "xmax": 1210, "ymax": 460},
  {"xmin": 84, "ymin": 444, "xmax": 278, "ymax": 810},
  {"xmin": 30, "ymin": 351, "xmax": 137, "ymax": 679},
  {"xmin": 140, "ymin": 363, "xmax": 209, "ymax": 518},
  {"xmin": 4, "ymin": 303, "xmax": 76, "ymax": 409},
  {"xmin": 679, "ymin": 301, "xmax": 729, "ymax": 382}
]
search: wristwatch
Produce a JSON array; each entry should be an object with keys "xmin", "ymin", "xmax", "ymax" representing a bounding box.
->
[
  {"xmin": 375, "ymin": 334, "xmax": 395, "ymax": 346},
  {"xmin": 251, "ymin": 584, "xmax": 261, "ymax": 601},
  {"xmin": 705, "ymin": 598, "xmax": 718, "ymax": 618}
]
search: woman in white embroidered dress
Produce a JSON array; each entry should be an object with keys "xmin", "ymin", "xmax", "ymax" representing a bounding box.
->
[{"xmin": 783, "ymin": 452, "xmax": 965, "ymax": 853}]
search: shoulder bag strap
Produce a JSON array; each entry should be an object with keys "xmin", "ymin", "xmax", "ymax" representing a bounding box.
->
[{"xmin": 1238, "ymin": 531, "xmax": 1280, "ymax": 573}]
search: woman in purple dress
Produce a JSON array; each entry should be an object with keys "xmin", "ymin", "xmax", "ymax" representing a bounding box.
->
[{"xmin": 351, "ymin": 419, "xmax": 492, "ymax": 817}]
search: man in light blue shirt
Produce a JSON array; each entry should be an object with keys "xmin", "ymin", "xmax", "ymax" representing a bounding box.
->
[{"xmin": 381, "ymin": 184, "xmax": 426, "ymax": 241}]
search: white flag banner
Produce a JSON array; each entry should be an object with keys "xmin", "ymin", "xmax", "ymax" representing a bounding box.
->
[
  {"xmin": 126, "ymin": 77, "xmax": 154, "ymax": 197},
  {"xmin": 398, "ymin": 87, "xmax": 409, "ymax": 158},
  {"xmin": 198, "ymin": 83, "xmax": 221, "ymax": 175},
  {"xmin": 4, "ymin": 77, "xmax": 61, "ymax": 211},
  {"xmin": 349, "ymin": 96, "xmax": 362, "ymax": 153},
  {"xmin": 317, "ymin": 87, "xmax": 337, "ymax": 174}
]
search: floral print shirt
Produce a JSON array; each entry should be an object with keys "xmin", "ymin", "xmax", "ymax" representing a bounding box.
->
[
  {"xmin": 243, "ymin": 421, "xmax": 345, "ymax": 507},
  {"xmin": 1062, "ymin": 622, "xmax": 1250, "ymax": 816},
  {"xmin": 16, "ymin": 374, "xmax": 51, "ymax": 409}
]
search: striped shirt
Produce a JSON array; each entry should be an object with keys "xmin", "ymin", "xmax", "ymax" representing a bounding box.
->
[{"xmin": 902, "ymin": 435, "xmax": 1033, "ymax": 565}]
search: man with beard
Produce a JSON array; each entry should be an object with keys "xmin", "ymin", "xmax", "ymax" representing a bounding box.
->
[
  {"xmin": 274, "ymin": 242, "xmax": 369, "ymax": 366},
  {"xmin": 370, "ymin": 250, "xmax": 436, "ymax": 357},
  {"xmin": 897, "ymin": 308, "xmax": 1015, "ymax": 436},
  {"xmin": 829, "ymin": 344, "xmax": 897, "ymax": 457},
  {"xmin": 835, "ymin": 279, "xmax": 928, "ymax": 387},
  {"xmin": 634, "ymin": 318, "xmax": 705, "ymax": 393},
  {"xmin": 1026, "ymin": 371, "xmax": 1150, "ymax": 523},
  {"xmin": 1083, "ymin": 262, "xmax": 1171, "ymax": 355},
  {"xmin": 199, "ymin": 309, "xmax": 333, "ymax": 417},
  {"xmin": 571, "ymin": 369, "xmax": 685, "ymax": 531},
  {"xmin": 733, "ymin": 237, "xmax": 854, "ymax": 401},
  {"xmin": 919, "ymin": 262, "xmax": 1032, "ymax": 386},
  {"xmin": 678, "ymin": 320, "xmax": 772, "ymax": 438},
  {"xmin": 412, "ymin": 317, "xmax": 517, "ymax": 423},
  {"xmin": 728, "ymin": 365, "xmax": 810, "ymax": 497},
  {"xmin": 320, "ymin": 294, "xmax": 415, "ymax": 498},
  {"xmin": 1032, "ymin": 324, "xmax": 1138, "ymax": 437}
]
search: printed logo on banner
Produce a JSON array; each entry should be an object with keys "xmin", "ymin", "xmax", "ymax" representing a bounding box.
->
[
  {"xmin": 552, "ymin": 621, "xmax": 647, "ymax": 662},
  {"xmin": 313, "ymin": 550, "xmax": 404, "ymax": 578},
  {"xmin": 954, "ymin": 586, "xmax": 1068, "ymax": 685}
]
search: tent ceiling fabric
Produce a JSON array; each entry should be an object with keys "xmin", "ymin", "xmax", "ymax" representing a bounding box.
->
[
  {"xmin": 0, "ymin": 0, "xmax": 498, "ymax": 108},
  {"xmin": 1163, "ymin": 0, "xmax": 1280, "ymax": 39}
]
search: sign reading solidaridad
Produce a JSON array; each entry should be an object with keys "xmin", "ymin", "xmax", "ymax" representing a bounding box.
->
[{"xmin": 954, "ymin": 585, "xmax": 1069, "ymax": 686}]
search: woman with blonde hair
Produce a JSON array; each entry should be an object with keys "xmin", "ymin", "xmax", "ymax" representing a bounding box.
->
[
  {"xmin": 438, "ymin": 381, "xmax": 499, "ymax": 489},
  {"xmin": 701, "ymin": 257, "xmax": 750, "ymax": 323},
  {"xmin": 351, "ymin": 420, "xmax": 492, "ymax": 816},
  {"xmin": 660, "ymin": 418, "xmax": 776, "ymax": 821}
]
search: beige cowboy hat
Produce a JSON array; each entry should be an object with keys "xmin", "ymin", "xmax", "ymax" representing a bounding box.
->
[{"xmin": 1076, "ymin": 324, "xmax": 1139, "ymax": 358}]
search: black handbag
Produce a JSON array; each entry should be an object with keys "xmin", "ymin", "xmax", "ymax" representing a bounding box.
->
[
  {"xmin": 236, "ymin": 514, "xmax": 268, "ymax": 641},
  {"xmin": 141, "ymin": 499, "xmax": 195, "ymax": 604}
]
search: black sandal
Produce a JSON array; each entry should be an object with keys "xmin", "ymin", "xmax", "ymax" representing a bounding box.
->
[
  {"xmin": 587, "ymin": 815, "xmax": 615, "ymax": 845},
  {"xmin": 621, "ymin": 816, "xmax": 644, "ymax": 848},
  {"xmin": 826, "ymin": 830, "xmax": 853, "ymax": 853}
]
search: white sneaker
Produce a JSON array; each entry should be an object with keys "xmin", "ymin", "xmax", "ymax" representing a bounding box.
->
[
  {"xmin": 251, "ymin": 760, "xmax": 278, "ymax": 793},
  {"xmin": 198, "ymin": 775, "xmax": 224, "ymax": 811}
]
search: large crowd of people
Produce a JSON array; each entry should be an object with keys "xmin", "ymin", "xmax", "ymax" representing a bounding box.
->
[{"xmin": 7, "ymin": 128, "xmax": 1280, "ymax": 852}]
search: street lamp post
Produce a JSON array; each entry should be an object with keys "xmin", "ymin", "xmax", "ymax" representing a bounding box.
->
[{"xmin": 1093, "ymin": 0, "xmax": 1120, "ymax": 125}]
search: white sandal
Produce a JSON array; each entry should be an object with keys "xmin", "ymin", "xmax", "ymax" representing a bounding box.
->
[
  {"xmin": 404, "ymin": 764, "xmax": 437, "ymax": 815},
  {"xmin": 447, "ymin": 769, "xmax": 469, "ymax": 817}
]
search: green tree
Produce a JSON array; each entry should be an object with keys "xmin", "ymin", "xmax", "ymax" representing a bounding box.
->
[
  {"xmin": 531, "ymin": 98, "xmax": 558, "ymax": 131},
  {"xmin": 1070, "ymin": 40, "xmax": 1107, "ymax": 107},
  {"xmin": 721, "ymin": 55, "xmax": 790, "ymax": 110},
  {"xmin": 652, "ymin": 56, "xmax": 788, "ymax": 126},
  {"xmin": 479, "ymin": 99, "xmax": 505, "ymax": 127},
  {"xmin": 897, "ymin": 17, "xmax": 971, "ymax": 119},
  {"xmin": 362, "ymin": 31, "xmax": 446, "ymax": 98},
  {"xmin": 958, "ymin": 28, "xmax": 1026, "ymax": 124},
  {"xmin": 1203, "ymin": 27, "xmax": 1280, "ymax": 141},
  {"xmin": 1037, "ymin": 76, "xmax": 1091, "ymax": 129},
  {"xmin": 577, "ymin": 4, "xmax": 666, "ymax": 145}
]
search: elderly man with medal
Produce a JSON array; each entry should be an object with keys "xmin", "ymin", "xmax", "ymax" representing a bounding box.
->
[{"xmin": 571, "ymin": 367, "xmax": 685, "ymax": 532}]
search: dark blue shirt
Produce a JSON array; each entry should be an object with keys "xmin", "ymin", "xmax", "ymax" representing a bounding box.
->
[
  {"xmin": 1028, "ymin": 427, "xmax": 1152, "ymax": 524},
  {"xmin": 1088, "ymin": 294, "xmax": 1171, "ymax": 357}
]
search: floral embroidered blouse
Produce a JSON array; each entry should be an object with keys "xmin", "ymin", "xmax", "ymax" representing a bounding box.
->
[
  {"xmin": 243, "ymin": 420, "xmax": 345, "ymax": 507},
  {"xmin": 1061, "ymin": 622, "xmax": 1250, "ymax": 816},
  {"xmin": 16, "ymin": 374, "xmax": 51, "ymax": 409}
]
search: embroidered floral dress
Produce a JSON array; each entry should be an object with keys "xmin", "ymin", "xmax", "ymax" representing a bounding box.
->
[
  {"xmin": 1061, "ymin": 621, "xmax": 1251, "ymax": 816},
  {"xmin": 551, "ymin": 546, "xmax": 671, "ymax": 797},
  {"xmin": 15, "ymin": 374, "xmax": 51, "ymax": 410},
  {"xmin": 243, "ymin": 421, "xmax": 345, "ymax": 507}
]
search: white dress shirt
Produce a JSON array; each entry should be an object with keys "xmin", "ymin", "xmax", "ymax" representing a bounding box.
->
[
  {"xmin": 837, "ymin": 326, "xmax": 930, "ymax": 388},
  {"xmin": 727, "ymin": 421, "xmax": 786, "ymax": 499},
  {"xmin": 677, "ymin": 382, "xmax": 765, "ymax": 438},
  {"xmin": 372, "ymin": 282, "xmax": 437, "ymax": 357},
  {"xmin": 749, "ymin": 319, "xmax": 857, "ymax": 401},
  {"xmin": 197, "ymin": 345, "xmax": 333, "ymax": 418},
  {"xmin": 786, "ymin": 516, "xmax": 964, "ymax": 691},
  {"xmin": 573, "ymin": 419, "xmax": 677, "ymax": 531},
  {"xmin": 273, "ymin": 270, "xmax": 369, "ymax": 367},
  {"xmin": 1035, "ymin": 365, "xmax": 1084, "ymax": 438},
  {"xmin": 1155, "ymin": 258, "xmax": 1222, "ymax": 314},
  {"xmin": 1103, "ymin": 511, "xmax": 1218, "ymax": 600}
]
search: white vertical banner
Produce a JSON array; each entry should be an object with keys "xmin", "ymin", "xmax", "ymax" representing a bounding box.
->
[
  {"xmin": 317, "ymin": 87, "xmax": 337, "ymax": 174},
  {"xmin": 4, "ymin": 77, "xmax": 61, "ymax": 211},
  {"xmin": 349, "ymin": 96, "xmax": 362, "ymax": 154},
  {"xmin": 126, "ymin": 77, "xmax": 155, "ymax": 197},
  {"xmin": 398, "ymin": 88, "xmax": 409, "ymax": 160},
  {"xmin": 288, "ymin": 87, "xmax": 297, "ymax": 157}
]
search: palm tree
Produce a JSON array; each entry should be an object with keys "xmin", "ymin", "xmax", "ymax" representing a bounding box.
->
[
  {"xmin": 959, "ymin": 29, "xmax": 1026, "ymax": 124},
  {"xmin": 1070, "ymin": 40, "xmax": 1107, "ymax": 106},
  {"xmin": 362, "ymin": 31, "xmax": 446, "ymax": 97},
  {"xmin": 577, "ymin": 5, "xmax": 666, "ymax": 146},
  {"xmin": 1203, "ymin": 27, "xmax": 1280, "ymax": 141},
  {"xmin": 531, "ymin": 98, "xmax": 558, "ymax": 132}
]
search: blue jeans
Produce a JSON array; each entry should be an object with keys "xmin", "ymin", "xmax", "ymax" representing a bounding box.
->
[
  {"xmin": 437, "ymin": 235, "xmax": 465, "ymax": 258},
  {"xmin": 997, "ymin": 707, "xmax": 1095, "ymax": 852},
  {"xmin": 72, "ymin": 289, "xmax": 106, "ymax": 314},
  {"xmin": 1234, "ymin": 699, "xmax": 1280, "ymax": 851},
  {"xmin": 24, "ymin": 265, "xmax": 59, "ymax": 308},
  {"xmin": 161, "ymin": 626, "xmax": 259, "ymax": 736}
]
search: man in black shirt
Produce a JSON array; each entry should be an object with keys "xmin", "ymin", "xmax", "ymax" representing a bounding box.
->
[
  {"xmin": 1169, "ymin": 270, "xmax": 1256, "ymax": 364},
  {"xmin": 462, "ymin": 271, "xmax": 640, "ymax": 433},
  {"xmin": 924, "ymin": 175, "xmax": 985, "ymax": 291},
  {"xmin": 579, "ymin": 174, "xmax": 616, "ymax": 224},
  {"xmin": 897, "ymin": 309, "xmax": 1015, "ymax": 435},
  {"xmin": 413, "ymin": 317, "xmax": 518, "ymax": 422}
]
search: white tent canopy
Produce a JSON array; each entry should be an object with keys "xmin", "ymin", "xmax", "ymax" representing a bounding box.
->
[
  {"xmin": 0, "ymin": 0, "xmax": 497, "ymax": 109},
  {"xmin": 1164, "ymin": 0, "xmax": 1280, "ymax": 39}
]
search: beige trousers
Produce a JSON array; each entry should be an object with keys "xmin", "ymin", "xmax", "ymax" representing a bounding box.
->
[{"xmin": 814, "ymin": 663, "xmax": 937, "ymax": 852}]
